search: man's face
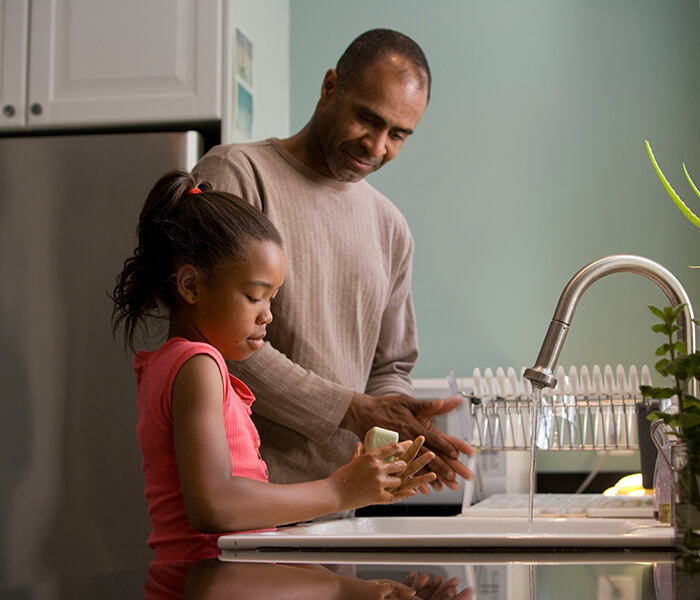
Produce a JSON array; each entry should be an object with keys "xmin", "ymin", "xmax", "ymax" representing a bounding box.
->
[{"xmin": 314, "ymin": 55, "xmax": 428, "ymax": 183}]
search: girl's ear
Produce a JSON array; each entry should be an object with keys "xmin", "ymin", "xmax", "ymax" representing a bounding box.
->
[{"xmin": 175, "ymin": 264, "xmax": 201, "ymax": 304}]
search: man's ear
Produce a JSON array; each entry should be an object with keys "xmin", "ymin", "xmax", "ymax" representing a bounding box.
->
[
  {"xmin": 175, "ymin": 264, "xmax": 201, "ymax": 305},
  {"xmin": 320, "ymin": 68, "xmax": 338, "ymax": 101}
]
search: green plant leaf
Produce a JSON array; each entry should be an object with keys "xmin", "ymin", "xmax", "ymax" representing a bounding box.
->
[
  {"xmin": 656, "ymin": 345, "xmax": 669, "ymax": 356},
  {"xmin": 666, "ymin": 358, "xmax": 689, "ymax": 378},
  {"xmin": 651, "ymin": 322, "xmax": 680, "ymax": 336},
  {"xmin": 684, "ymin": 162, "xmax": 700, "ymax": 200},
  {"xmin": 656, "ymin": 342, "xmax": 684, "ymax": 356},
  {"xmin": 664, "ymin": 304, "xmax": 685, "ymax": 322},
  {"xmin": 643, "ymin": 302, "xmax": 700, "ymax": 437},
  {"xmin": 655, "ymin": 357, "xmax": 670, "ymax": 376},
  {"xmin": 682, "ymin": 394, "xmax": 700, "ymax": 411},
  {"xmin": 678, "ymin": 412, "xmax": 700, "ymax": 429},
  {"xmin": 647, "ymin": 411, "xmax": 680, "ymax": 426},
  {"xmin": 640, "ymin": 384, "xmax": 677, "ymax": 399},
  {"xmin": 652, "ymin": 323, "xmax": 670, "ymax": 336},
  {"xmin": 649, "ymin": 305, "xmax": 665, "ymax": 320},
  {"xmin": 686, "ymin": 352, "xmax": 700, "ymax": 374},
  {"xmin": 646, "ymin": 141, "xmax": 700, "ymax": 229}
]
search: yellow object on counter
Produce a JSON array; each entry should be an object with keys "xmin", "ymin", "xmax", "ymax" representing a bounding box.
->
[{"xmin": 602, "ymin": 473, "xmax": 653, "ymax": 497}]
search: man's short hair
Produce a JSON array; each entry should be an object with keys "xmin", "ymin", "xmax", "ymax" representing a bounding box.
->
[{"xmin": 335, "ymin": 29, "xmax": 431, "ymax": 102}]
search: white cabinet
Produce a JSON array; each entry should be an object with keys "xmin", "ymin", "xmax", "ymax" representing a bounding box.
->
[
  {"xmin": 0, "ymin": 0, "xmax": 29, "ymax": 129},
  {"xmin": 0, "ymin": 0, "xmax": 221, "ymax": 131}
]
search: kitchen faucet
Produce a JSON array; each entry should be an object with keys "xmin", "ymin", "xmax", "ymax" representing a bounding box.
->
[{"xmin": 523, "ymin": 254, "xmax": 696, "ymax": 393}]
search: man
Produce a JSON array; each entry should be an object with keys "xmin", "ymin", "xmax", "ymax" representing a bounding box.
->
[{"xmin": 193, "ymin": 28, "xmax": 472, "ymax": 493}]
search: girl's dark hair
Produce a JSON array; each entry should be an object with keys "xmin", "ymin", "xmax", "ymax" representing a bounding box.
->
[{"xmin": 112, "ymin": 169, "xmax": 282, "ymax": 350}]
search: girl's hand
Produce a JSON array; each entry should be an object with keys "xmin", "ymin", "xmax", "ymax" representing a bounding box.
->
[
  {"xmin": 337, "ymin": 577, "xmax": 416, "ymax": 599},
  {"xmin": 395, "ymin": 435, "xmax": 436, "ymax": 491},
  {"xmin": 329, "ymin": 437, "xmax": 438, "ymax": 510},
  {"xmin": 366, "ymin": 579, "xmax": 418, "ymax": 599},
  {"xmin": 330, "ymin": 441, "xmax": 414, "ymax": 509},
  {"xmin": 343, "ymin": 393, "xmax": 475, "ymax": 491},
  {"xmin": 403, "ymin": 571, "xmax": 474, "ymax": 600},
  {"xmin": 387, "ymin": 435, "xmax": 437, "ymax": 500}
]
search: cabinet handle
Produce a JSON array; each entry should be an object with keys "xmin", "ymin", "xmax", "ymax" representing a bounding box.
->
[
  {"xmin": 30, "ymin": 103, "xmax": 43, "ymax": 116},
  {"xmin": 2, "ymin": 105, "xmax": 16, "ymax": 118}
]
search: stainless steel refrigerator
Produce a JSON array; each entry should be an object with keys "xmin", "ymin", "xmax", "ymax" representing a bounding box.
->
[{"xmin": 0, "ymin": 131, "xmax": 203, "ymax": 588}]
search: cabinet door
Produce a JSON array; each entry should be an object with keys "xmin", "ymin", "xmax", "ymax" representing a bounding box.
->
[
  {"xmin": 0, "ymin": 0, "xmax": 29, "ymax": 130},
  {"xmin": 27, "ymin": 0, "xmax": 221, "ymax": 129}
]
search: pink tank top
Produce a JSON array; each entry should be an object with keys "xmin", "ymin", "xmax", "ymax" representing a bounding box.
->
[{"xmin": 134, "ymin": 338, "xmax": 268, "ymax": 560}]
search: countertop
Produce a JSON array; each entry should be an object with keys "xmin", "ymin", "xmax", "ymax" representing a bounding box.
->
[{"xmin": 3, "ymin": 550, "xmax": 697, "ymax": 599}]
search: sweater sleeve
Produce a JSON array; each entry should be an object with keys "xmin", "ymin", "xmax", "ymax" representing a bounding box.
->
[
  {"xmin": 192, "ymin": 149, "xmax": 354, "ymax": 444},
  {"xmin": 227, "ymin": 344, "xmax": 353, "ymax": 444},
  {"xmin": 364, "ymin": 221, "xmax": 418, "ymax": 398}
]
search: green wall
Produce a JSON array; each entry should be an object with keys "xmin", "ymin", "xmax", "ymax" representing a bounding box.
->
[{"xmin": 290, "ymin": 1, "xmax": 700, "ymax": 382}]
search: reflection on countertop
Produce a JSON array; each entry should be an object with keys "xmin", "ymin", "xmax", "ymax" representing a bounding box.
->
[
  {"xmin": 153, "ymin": 560, "xmax": 471, "ymax": 600},
  {"xmin": 150, "ymin": 553, "xmax": 700, "ymax": 599},
  {"xmin": 189, "ymin": 555, "xmax": 700, "ymax": 600},
  {"xmin": 3, "ymin": 551, "xmax": 697, "ymax": 599}
]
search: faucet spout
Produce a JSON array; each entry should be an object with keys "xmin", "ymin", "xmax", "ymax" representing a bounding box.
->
[{"xmin": 523, "ymin": 255, "xmax": 696, "ymax": 391}]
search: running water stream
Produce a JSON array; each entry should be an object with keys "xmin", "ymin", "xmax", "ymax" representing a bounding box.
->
[{"xmin": 527, "ymin": 386, "xmax": 542, "ymax": 531}]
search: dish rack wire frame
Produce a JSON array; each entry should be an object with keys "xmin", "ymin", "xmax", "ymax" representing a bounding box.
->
[
  {"xmin": 464, "ymin": 393, "xmax": 643, "ymax": 451},
  {"xmin": 450, "ymin": 366, "xmax": 652, "ymax": 452}
]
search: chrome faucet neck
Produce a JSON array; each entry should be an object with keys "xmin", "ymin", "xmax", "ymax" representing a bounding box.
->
[{"xmin": 524, "ymin": 255, "xmax": 696, "ymax": 391}]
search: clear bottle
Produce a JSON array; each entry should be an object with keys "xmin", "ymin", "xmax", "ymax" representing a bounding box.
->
[{"xmin": 653, "ymin": 441, "xmax": 675, "ymax": 523}]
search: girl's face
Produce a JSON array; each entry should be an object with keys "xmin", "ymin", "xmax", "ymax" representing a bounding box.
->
[{"xmin": 188, "ymin": 240, "xmax": 286, "ymax": 361}]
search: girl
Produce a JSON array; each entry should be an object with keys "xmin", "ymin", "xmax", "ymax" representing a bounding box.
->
[{"xmin": 112, "ymin": 170, "xmax": 435, "ymax": 561}]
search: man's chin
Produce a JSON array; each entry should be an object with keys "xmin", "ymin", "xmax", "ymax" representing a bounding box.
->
[
  {"xmin": 331, "ymin": 165, "xmax": 375, "ymax": 183},
  {"xmin": 328, "ymin": 154, "xmax": 379, "ymax": 182}
]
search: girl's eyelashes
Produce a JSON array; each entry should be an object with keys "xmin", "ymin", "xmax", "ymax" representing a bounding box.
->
[{"xmin": 246, "ymin": 291, "xmax": 281, "ymax": 303}]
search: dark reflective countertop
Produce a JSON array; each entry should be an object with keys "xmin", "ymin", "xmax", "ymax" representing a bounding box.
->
[{"xmin": 3, "ymin": 550, "xmax": 699, "ymax": 599}]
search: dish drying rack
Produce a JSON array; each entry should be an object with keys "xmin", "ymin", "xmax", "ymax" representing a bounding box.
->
[{"xmin": 449, "ymin": 364, "xmax": 652, "ymax": 451}]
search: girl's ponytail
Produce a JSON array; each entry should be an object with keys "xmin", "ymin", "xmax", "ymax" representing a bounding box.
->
[{"xmin": 112, "ymin": 170, "xmax": 196, "ymax": 349}]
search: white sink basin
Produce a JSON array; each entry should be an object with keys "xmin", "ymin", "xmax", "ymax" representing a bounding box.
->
[{"xmin": 218, "ymin": 515, "xmax": 674, "ymax": 553}]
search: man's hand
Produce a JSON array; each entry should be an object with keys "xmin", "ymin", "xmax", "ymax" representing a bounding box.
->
[{"xmin": 340, "ymin": 392, "xmax": 474, "ymax": 491}]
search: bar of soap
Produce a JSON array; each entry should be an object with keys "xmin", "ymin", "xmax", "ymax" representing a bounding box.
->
[{"xmin": 363, "ymin": 426, "xmax": 399, "ymax": 454}]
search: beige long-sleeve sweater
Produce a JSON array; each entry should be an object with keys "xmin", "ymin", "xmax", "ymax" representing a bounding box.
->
[{"xmin": 192, "ymin": 139, "xmax": 418, "ymax": 484}]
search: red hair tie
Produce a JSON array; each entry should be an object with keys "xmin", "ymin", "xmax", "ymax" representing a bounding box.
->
[{"xmin": 187, "ymin": 187, "xmax": 202, "ymax": 195}]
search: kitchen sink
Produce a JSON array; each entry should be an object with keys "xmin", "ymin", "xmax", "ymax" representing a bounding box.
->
[{"xmin": 218, "ymin": 515, "xmax": 674, "ymax": 554}]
